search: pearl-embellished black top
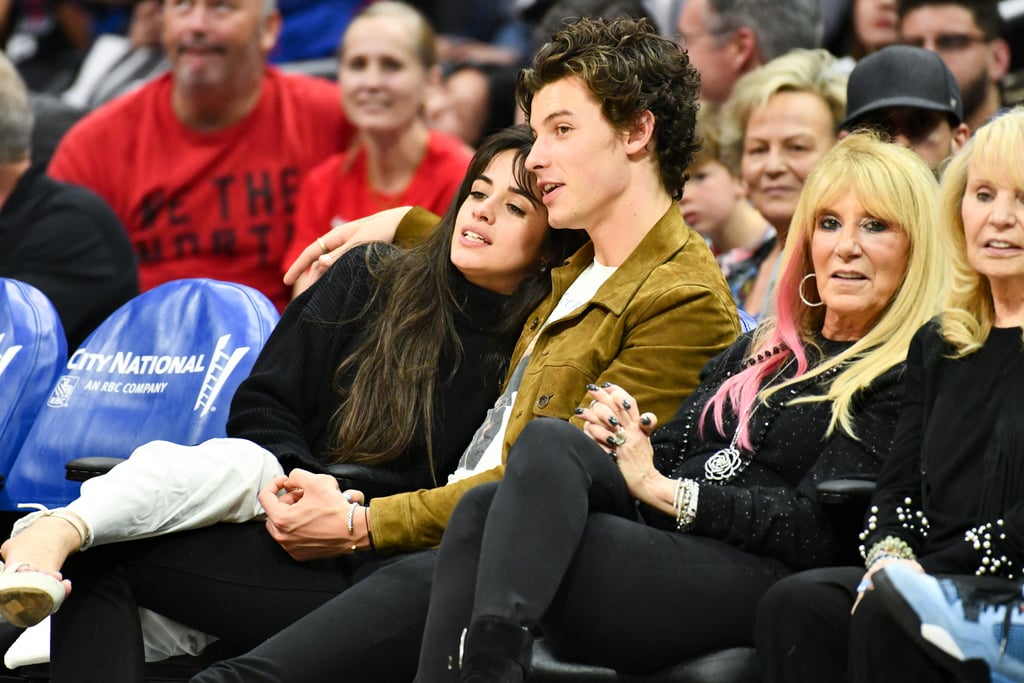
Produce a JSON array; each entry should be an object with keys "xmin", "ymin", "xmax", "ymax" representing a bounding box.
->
[
  {"xmin": 646, "ymin": 332, "xmax": 906, "ymax": 570},
  {"xmin": 861, "ymin": 320, "xmax": 1024, "ymax": 579}
]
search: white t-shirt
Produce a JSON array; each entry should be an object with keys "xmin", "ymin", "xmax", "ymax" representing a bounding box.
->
[{"xmin": 447, "ymin": 260, "xmax": 617, "ymax": 483}]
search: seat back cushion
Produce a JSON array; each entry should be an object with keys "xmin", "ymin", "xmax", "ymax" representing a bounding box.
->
[
  {"xmin": 0, "ymin": 279, "xmax": 67, "ymax": 480},
  {"xmin": 0, "ymin": 279, "xmax": 279, "ymax": 508}
]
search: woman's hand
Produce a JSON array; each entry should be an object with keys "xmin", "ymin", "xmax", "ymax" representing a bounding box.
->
[
  {"xmin": 258, "ymin": 468, "xmax": 369, "ymax": 560},
  {"xmin": 283, "ymin": 206, "xmax": 413, "ymax": 295},
  {"xmin": 577, "ymin": 383, "xmax": 661, "ymax": 499},
  {"xmin": 851, "ymin": 558, "xmax": 925, "ymax": 614}
]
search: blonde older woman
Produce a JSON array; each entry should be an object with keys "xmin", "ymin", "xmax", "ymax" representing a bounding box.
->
[
  {"xmin": 412, "ymin": 131, "xmax": 948, "ymax": 681},
  {"xmin": 756, "ymin": 106, "xmax": 1024, "ymax": 683},
  {"xmin": 720, "ymin": 48, "xmax": 848, "ymax": 319}
]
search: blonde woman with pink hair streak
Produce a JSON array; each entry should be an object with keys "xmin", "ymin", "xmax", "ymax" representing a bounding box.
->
[{"xmin": 413, "ymin": 132, "xmax": 949, "ymax": 681}]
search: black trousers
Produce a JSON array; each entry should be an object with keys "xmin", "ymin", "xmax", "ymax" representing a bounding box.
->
[
  {"xmin": 191, "ymin": 549, "xmax": 437, "ymax": 682},
  {"xmin": 50, "ymin": 521, "xmax": 428, "ymax": 683},
  {"xmin": 755, "ymin": 566, "xmax": 987, "ymax": 682},
  {"xmin": 414, "ymin": 418, "xmax": 790, "ymax": 681}
]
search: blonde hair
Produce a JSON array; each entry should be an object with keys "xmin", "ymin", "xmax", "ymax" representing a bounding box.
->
[
  {"xmin": 719, "ymin": 48, "xmax": 847, "ymax": 174},
  {"xmin": 693, "ymin": 104, "xmax": 726, "ymax": 167},
  {"xmin": 342, "ymin": 1, "xmax": 437, "ymax": 69},
  {"xmin": 938, "ymin": 106, "xmax": 1024, "ymax": 356},
  {"xmin": 705, "ymin": 132, "xmax": 948, "ymax": 443}
]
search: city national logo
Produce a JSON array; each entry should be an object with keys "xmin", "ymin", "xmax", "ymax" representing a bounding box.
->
[{"xmin": 46, "ymin": 334, "xmax": 251, "ymax": 412}]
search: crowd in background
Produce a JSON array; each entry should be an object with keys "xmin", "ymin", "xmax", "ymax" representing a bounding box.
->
[{"xmin": 2, "ymin": 1, "xmax": 1024, "ymax": 682}]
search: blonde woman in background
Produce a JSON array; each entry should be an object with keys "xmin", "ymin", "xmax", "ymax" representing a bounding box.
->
[
  {"xmin": 720, "ymin": 48, "xmax": 848, "ymax": 319},
  {"xmin": 286, "ymin": 2, "xmax": 472, "ymax": 296}
]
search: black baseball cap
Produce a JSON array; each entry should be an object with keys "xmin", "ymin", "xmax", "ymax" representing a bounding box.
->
[{"xmin": 840, "ymin": 45, "xmax": 963, "ymax": 131}]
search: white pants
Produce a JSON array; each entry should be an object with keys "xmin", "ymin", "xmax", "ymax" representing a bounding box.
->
[
  {"xmin": 14, "ymin": 437, "xmax": 285, "ymax": 548},
  {"xmin": 7, "ymin": 437, "xmax": 287, "ymax": 667}
]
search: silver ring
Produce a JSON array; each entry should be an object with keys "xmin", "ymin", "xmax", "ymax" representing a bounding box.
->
[
  {"xmin": 612, "ymin": 429, "xmax": 627, "ymax": 447},
  {"xmin": 589, "ymin": 400, "xmax": 599, "ymax": 410}
]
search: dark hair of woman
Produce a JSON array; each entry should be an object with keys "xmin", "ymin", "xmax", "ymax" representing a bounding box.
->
[{"xmin": 328, "ymin": 125, "xmax": 586, "ymax": 479}]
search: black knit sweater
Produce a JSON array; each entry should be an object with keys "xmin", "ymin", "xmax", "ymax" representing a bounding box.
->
[{"xmin": 227, "ymin": 244, "xmax": 516, "ymax": 490}]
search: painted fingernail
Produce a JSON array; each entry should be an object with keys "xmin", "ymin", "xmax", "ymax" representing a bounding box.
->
[
  {"xmin": 586, "ymin": 384, "xmax": 599, "ymax": 392},
  {"xmin": 601, "ymin": 382, "xmax": 613, "ymax": 388},
  {"xmin": 622, "ymin": 399, "xmax": 632, "ymax": 410},
  {"xmin": 573, "ymin": 407, "xmax": 584, "ymax": 415},
  {"xmin": 640, "ymin": 415, "xmax": 652, "ymax": 426},
  {"xmin": 606, "ymin": 436, "xmax": 617, "ymax": 446},
  {"xmin": 608, "ymin": 416, "xmax": 619, "ymax": 426}
]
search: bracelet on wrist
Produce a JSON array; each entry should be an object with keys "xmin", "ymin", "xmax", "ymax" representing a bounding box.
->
[
  {"xmin": 346, "ymin": 501, "xmax": 359, "ymax": 533},
  {"xmin": 673, "ymin": 478, "xmax": 699, "ymax": 532},
  {"xmin": 863, "ymin": 535, "xmax": 916, "ymax": 569},
  {"xmin": 363, "ymin": 506, "xmax": 375, "ymax": 552}
]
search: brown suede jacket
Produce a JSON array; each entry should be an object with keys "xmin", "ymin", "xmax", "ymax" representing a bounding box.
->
[{"xmin": 369, "ymin": 206, "xmax": 740, "ymax": 551}]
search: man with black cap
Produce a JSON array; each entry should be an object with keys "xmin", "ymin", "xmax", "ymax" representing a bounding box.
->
[{"xmin": 839, "ymin": 44, "xmax": 970, "ymax": 170}]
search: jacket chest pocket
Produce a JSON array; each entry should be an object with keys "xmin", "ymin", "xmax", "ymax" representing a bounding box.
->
[{"xmin": 526, "ymin": 364, "xmax": 595, "ymax": 420}]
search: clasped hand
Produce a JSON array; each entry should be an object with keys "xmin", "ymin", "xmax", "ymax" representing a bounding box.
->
[
  {"xmin": 258, "ymin": 468, "xmax": 366, "ymax": 561},
  {"xmin": 577, "ymin": 383, "xmax": 659, "ymax": 497}
]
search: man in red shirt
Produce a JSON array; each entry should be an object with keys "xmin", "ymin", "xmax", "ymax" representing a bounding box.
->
[{"xmin": 48, "ymin": 0, "xmax": 354, "ymax": 310}]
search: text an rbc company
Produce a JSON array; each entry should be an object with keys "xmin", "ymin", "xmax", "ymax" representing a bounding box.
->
[{"xmin": 58, "ymin": 334, "xmax": 250, "ymax": 416}]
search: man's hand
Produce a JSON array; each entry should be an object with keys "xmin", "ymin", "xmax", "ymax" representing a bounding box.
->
[{"xmin": 258, "ymin": 468, "xmax": 368, "ymax": 560}]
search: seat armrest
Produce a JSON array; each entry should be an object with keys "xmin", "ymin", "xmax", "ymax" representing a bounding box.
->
[
  {"xmin": 65, "ymin": 456, "xmax": 127, "ymax": 482},
  {"xmin": 323, "ymin": 463, "xmax": 424, "ymax": 503},
  {"xmin": 817, "ymin": 477, "xmax": 876, "ymax": 505},
  {"xmin": 65, "ymin": 457, "xmax": 424, "ymax": 504}
]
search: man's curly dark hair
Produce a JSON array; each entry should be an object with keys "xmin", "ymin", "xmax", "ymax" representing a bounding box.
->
[{"xmin": 516, "ymin": 15, "xmax": 702, "ymax": 201}]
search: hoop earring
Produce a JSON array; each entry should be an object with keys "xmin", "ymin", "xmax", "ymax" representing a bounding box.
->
[{"xmin": 799, "ymin": 273, "xmax": 825, "ymax": 308}]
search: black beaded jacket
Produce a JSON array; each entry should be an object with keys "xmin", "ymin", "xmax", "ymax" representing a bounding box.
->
[{"xmin": 647, "ymin": 332, "xmax": 906, "ymax": 570}]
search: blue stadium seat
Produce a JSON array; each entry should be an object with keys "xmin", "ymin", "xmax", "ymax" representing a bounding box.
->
[
  {"xmin": 0, "ymin": 279, "xmax": 279, "ymax": 510},
  {"xmin": 0, "ymin": 279, "xmax": 67, "ymax": 488}
]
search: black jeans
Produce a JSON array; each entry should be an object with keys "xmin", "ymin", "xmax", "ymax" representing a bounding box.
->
[
  {"xmin": 191, "ymin": 549, "xmax": 437, "ymax": 682},
  {"xmin": 415, "ymin": 418, "xmax": 790, "ymax": 681},
  {"xmin": 50, "ymin": 521, "xmax": 426, "ymax": 683},
  {"xmin": 755, "ymin": 566, "xmax": 986, "ymax": 682}
]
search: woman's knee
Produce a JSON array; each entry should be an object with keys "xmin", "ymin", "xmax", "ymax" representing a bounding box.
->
[
  {"xmin": 756, "ymin": 568, "xmax": 858, "ymax": 673},
  {"xmin": 757, "ymin": 572, "xmax": 813, "ymax": 632},
  {"xmin": 507, "ymin": 417, "xmax": 600, "ymax": 479}
]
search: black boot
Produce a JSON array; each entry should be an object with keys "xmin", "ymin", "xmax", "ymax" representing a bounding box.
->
[{"xmin": 459, "ymin": 615, "xmax": 533, "ymax": 682}]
